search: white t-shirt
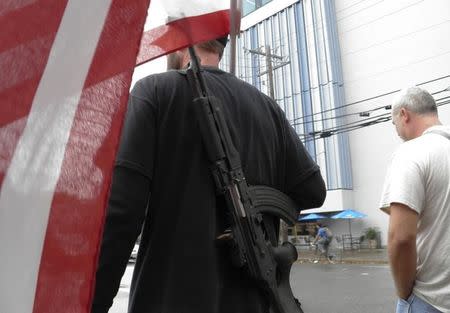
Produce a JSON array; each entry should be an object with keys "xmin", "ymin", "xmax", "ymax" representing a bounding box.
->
[{"xmin": 380, "ymin": 125, "xmax": 450, "ymax": 312}]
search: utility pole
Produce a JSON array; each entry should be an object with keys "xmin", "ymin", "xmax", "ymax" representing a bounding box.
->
[
  {"xmin": 247, "ymin": 44, "xmax": 291, "ymax": 243},
  {"xmin": 265, "ymin": 45, "xmax": 275, "ymax": 99},
  {"xmin": 246, "ymin": 45, "xmax": 290, "ymax": 100}
]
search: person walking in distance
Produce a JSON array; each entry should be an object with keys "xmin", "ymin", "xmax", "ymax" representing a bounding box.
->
[
  {"xmin": 380, "ymin": 86, "xmax": 450, "ymax": 313},
  {"xmin": 311, "ymin": 223, "xmax": 333, "ymax": 263}
]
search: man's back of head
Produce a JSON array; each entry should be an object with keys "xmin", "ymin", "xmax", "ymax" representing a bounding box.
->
[
  {"xmin": 392, "ymin": 87, "xmax": 437, "ymax": 117},
  {"xmin": 391, "ymin": 87, "xmax": 441, "ymax": 141},
  {"xmin": 167, "ymin": 37, "xmax": 228, "ymax": 70}
]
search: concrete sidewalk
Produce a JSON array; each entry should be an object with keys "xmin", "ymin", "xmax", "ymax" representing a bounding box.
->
[{"xmin": 296, "ymin": 247, "xmax": 388, "ymax": 265}]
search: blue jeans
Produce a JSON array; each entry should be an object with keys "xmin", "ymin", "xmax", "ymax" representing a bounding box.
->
[
  {"xmin": 396, "ymin": 293, "xmax": 442, "ymax": 313},
  {"xmin": 317, "ymin": 237, "xmax": 330, "ymax": 256}
]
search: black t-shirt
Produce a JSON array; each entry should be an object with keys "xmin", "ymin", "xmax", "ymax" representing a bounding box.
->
[{"xmin": 92, "ymin": 67, "xmax": 325, "ymax": 313}]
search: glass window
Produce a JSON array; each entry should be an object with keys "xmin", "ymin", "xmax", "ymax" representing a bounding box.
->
[
  {"xmin": 243, "ymin": 0, "xmax": 272, "ymax": 16},
  {"xmin": 243, "ymin": 0, "xmax": 256, "ymax": 16}
]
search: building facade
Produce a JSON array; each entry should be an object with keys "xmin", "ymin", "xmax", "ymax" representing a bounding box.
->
[{"xmin": 222, "ymin": 0, "xmax": 450, "ymax": 244}]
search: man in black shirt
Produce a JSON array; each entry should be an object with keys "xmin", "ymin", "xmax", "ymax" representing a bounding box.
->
[{"xmin": 91, "ymin": 38, "xmax": 326, "ymax": 313}]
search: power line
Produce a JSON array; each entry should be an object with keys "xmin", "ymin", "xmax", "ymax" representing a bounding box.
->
[
  {"xmin": 335, "ymin": 0, "xmax": 374, "ymax": 14},
  {"xmin": 243, "ymin": 4, "xmax": 432, "ymax": 55},
  {"xmin": 336, "ymin": 0, "xmax": 384, "ymax": 22},
  {"xmin": 302, "ymin": 97, "xmax": 450, "ymax": 141},
  {"xmin": 349, "ymin": 49, "xmax": 450, "ymax": 85},
  {"xmin": 292, "ymin": 103, "xmax": 392, "ymax": 127},
  {"xmin": 300, "ymin": 95, "xmax": 450, "ymax": 138},
  {"xmin": 299, "ymin": 111, "xmax": 391, "ymax": 138},
  {"xmin": 235, "ymin": 52, "xmax": 450, "ymax": 124},
  {"xmin": 340, "ymin": 0, "xmax": 424, "ymax": 34},
  {"xmin": 293, "ymin": 94, "xmax": 450, "ymax": 127},
  {"xmin": 343, "ymin": 20, "xmax": 450, "ymax": 58},
  {"xmin": 290, "ymin": 75, "xmax": 450, "ymax": 123},
  {"xmin": 300, "ymin": 98, "xmax": 450, "ymax": 143}
]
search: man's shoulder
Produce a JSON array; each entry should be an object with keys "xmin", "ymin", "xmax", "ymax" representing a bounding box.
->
[
  {"xmin": 136, "ymin": 70, "xmax": 184, "ymax": 87},
  {"xmin": 131, "ymin": 70, "xmax": 187, "ymax": 99},
  {"xmin": 394, "ymin": 138, "xmax": 427, "ymax": 159},
  {"xmin": 232, "ymin": 77, "xmax": 275, "ymax": 102},
  {"xmin": 396, "ymin": 130, "xmax": 447, "ymax": 160},
  {"xmin": 227, "ymin": 77, "xmax": 282, "ymax": 113},
  {"xmin": 132, "ymin": 69, "xmax": 282, "ymax": 114}
]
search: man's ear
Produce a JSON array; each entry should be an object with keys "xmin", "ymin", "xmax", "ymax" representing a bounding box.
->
[
  {"xmin": 180, "ymin": 49, "xmax": 191, "ymax": 68},
  {"xmin": 400, "ymin": 107, "xmax": 410, "ymax": 123}
]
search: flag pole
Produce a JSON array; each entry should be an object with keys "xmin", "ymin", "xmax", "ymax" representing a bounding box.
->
[{"xmin": 229, "ymin": 0, "xmax": 242, "ymax": 75}]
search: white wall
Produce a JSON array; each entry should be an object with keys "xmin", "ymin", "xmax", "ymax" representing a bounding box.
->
[{"xmin": 335, "ymin": 0, "xmax": 450, "ymax": 244}]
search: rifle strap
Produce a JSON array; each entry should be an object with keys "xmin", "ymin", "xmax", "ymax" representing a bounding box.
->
[{"xmin": 184, "ymin": 67, "xmax": 299, "ymax": 245}]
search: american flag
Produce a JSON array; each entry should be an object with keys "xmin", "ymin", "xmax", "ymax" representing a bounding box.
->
[
  {"xmin": 0, "ymin": 1, "xmax": 230, "ymax": 312},
  {"xmin": 138, "ymin": 0, "xmax": 230, "ymax": 65}
]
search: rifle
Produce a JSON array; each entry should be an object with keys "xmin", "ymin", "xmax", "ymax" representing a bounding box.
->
[{"xmin": 186, "ymin": 47, "xmax": 304, "ymax": 313}]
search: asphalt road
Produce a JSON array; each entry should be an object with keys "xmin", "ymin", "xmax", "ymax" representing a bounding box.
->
[
  {"xmin": 291, "ymin": 263, "xmax": 396, "ymax": 313},
  {"xmin": 109, "ymin": 262, "xmax": 396, "ymax": 313}
]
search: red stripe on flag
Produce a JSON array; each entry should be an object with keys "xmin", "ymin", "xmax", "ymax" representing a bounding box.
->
[
  {"xmin": 136, "ymin": 9, "xmax": 230, "ymax": 65},
  {"xmin": 0, "ymin": 1, "xmax": 68, "ymax": 189},
  {"xmin": 0, "ymin": 0, "xmax": 68, "ymax": 54},
  {"xmin": 0, "ymin": 0, "xmax": 35, "ymax": 17},
  {"xmin": 31, "ymin": 0, "xmax": 150, "ymax": 312},
  {"xmin": 0, "ymin": 36, "xmax": 54, "ymax": 126}
]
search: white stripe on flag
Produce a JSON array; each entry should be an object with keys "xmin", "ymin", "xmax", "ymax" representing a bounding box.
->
[
  {"xmin": 144, "ymin": 0, "xmax": 228, "ymax": 30},
  {"xmin": 0, "ymin": 0, "xmax": 112, "ymax": 312}
]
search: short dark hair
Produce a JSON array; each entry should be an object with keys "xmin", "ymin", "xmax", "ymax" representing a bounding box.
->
[
  {"xmin": 196, "ymin": 39, "xmax": 226, "ymax": 60},
  {"xmin": 216, "ymin": 36, "xmax": 228, "ymax": 47}
]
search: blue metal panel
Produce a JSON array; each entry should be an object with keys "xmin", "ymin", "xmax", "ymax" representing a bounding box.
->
[
  {"xmin": 284, "ymin": 11, "xmax": 296, "ymax": 122},
  {"xmin": 250, "ymin": 26, "xmax": 261, "ymax": 89},
  {"xmin": 310, "ymin": 0, "xmax": 336, "ymax": 189},
  {"xmin": 275, "ymin": 12, "xmax": 287, "ymax": 113},
  {"xmin": 294, "ymin": 1, "xmax": 316, "ymax": 159},
  {"xmin": 323, "ymin": 0, "xmax": 353, "ymax": 189},
  {"xmin": 317, "ymin": 0, "xmax": 338, "ymax": 189},
  {"xmin": 285, "ymin": 10, "xmax": 298, "ymax": 123},
  {"xmin": 280, "ymin": 10, "xmax": 292, "ymax": 119}
]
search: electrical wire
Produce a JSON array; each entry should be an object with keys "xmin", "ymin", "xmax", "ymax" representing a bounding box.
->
[
  {"xmin": 300, "ymin": 99, "xmax": 450, "ymax": 143},
  {"xmin": 293, "ymin": 95, "xmax": 450, "ymax": 127},
  {"xmin": 302, "ymin": 98, "xmax": 450, "ymax": 141},
  {"xmin": 291, "ymin": 103, "xmax": 392, "ymax": 127},
  {"xmin": 300, "ymin": 96, "xmax": 450, "ymax": 138},
  {"xmin": 298, "ymin": 111, "xmax": 392, "ymax": 138},
  {"xmin": 290, "ymin": 75, "xmax": 450, "ymax": 123},
  {"xmin": 341, "ymin": 0, "xmax": 424, "ymax": 34},
  {"xmin": 335, "ymin": 0, "xmax": 375, "ymax": 14}
]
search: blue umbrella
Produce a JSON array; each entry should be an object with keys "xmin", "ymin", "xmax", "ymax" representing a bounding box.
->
[
  {"xmin": 298, "ymin": 213, "xmax": 327, "ymax": 221},
  {"xmin": 331, "ymin": 209, "xmax": 367, "ymax": 219},
  {"xmin": 331, "ymin": 209, "xmax": 367, "ymax": 238}
]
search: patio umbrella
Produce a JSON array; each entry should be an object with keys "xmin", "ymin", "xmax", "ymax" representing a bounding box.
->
[
  {"xmin": 330, "ymin": 209, "xmax": 367, "ymax": 238},
  {"xmin": 298, "ymin": 213, "xmax": 327, "ymax": 221}
]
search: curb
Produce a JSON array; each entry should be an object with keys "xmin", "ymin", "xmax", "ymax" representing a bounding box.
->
[{"xmin": 296, "ymin": 258, "xmax": 388, "ymax": 265}]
